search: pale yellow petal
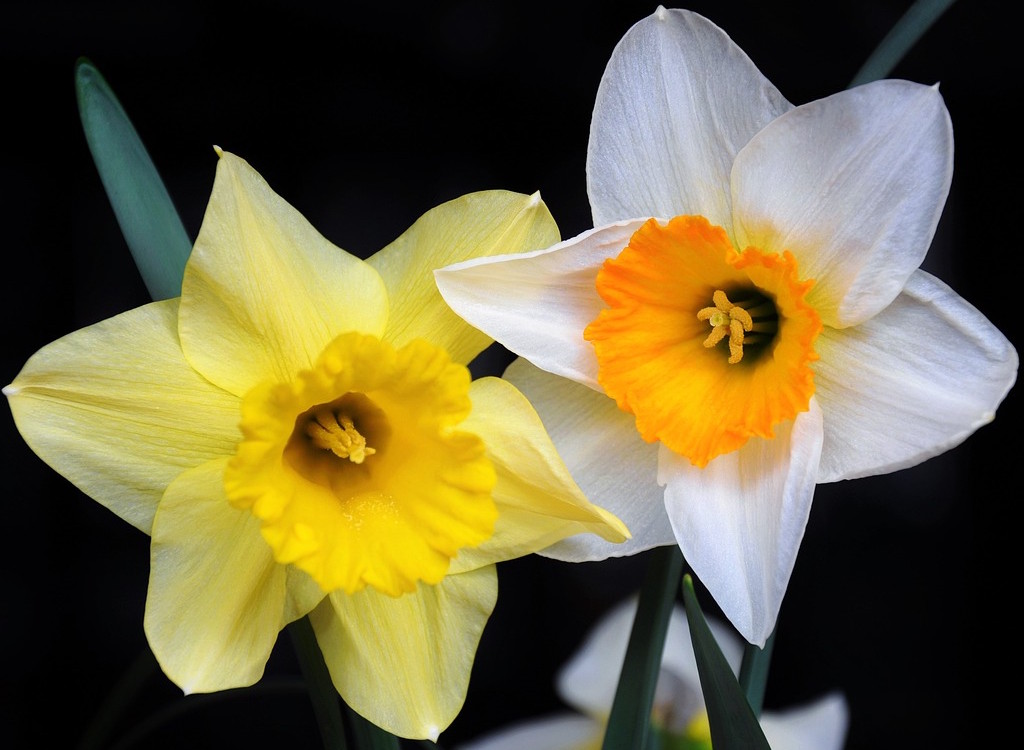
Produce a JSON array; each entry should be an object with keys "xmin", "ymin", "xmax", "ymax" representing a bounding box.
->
[
  {"xmin": 368, "ymin": 190, "xmax": 559, "ymax": 365},
  {"xmin": 180, "ymin": 151, "xmax": 389, "ymax": 396},
  {"xmin": 450, "ymin": 377, "xmax": 629, "ymax": 574},
  {"xmin": 145, "ymin": 458, "xmax": 296, "ymax": 693},
  {"xmin": 310, "ymin": 566, "xmax": 498, "ymax": 741},
  {"xmin": 284, "ymin": 566, "xmax": 330, "ymax": 624},
  {"xmin": 4, "ymin": 299, "xmax": 240, "ymax": 534}
]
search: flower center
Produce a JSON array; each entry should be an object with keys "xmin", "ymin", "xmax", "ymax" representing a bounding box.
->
[
  {"xmin": 306, "ymin": 410, "xmax": 374, "ymax": 463},
  {"xmin": 696, "ymin": 287, "xmax": 780, "ymax": 365},
  {"xmin": 226, "ymin": 332, "xmax": 497, "ymax": 596},
  {"xmin": 584, "ymin": 215, "xmax": 821, "ymax": 467},
  {"xmin": 285, "ymin": 392, "xmax": 391, "ymax": 486}
]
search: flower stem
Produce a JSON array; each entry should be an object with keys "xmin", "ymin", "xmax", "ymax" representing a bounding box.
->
[
  {"xmin": 345, "ymin": 703, "xmax": 402, "ymax": 750},
  {"xmin": 77, "ymin": 647, "xmax": 160, "ymax": 750},
  {"xmin": 737, "ymin": 628, "xmax": 776, "ymax": 717},
  {"xmin": 602, "ymin": 545, "xmax": 685, "ymax": 750},
  {"xmin": 289, "ymin": 615, "xmax": 348, "ymax": 750},
  {"xmin": 848, "ymin": 0, "xmax": 957, "ymax": 86}
]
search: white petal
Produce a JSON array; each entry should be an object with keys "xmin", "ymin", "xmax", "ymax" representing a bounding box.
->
[
  {"xmin": 455, "ymin": 714, "xmax": 601, "ymax": 750},
  {"xmin": 145, "ymin": 458, "xmax": 290, "ymax": 693},
  {"xmin": 587, "ymin": 7, "xmax": 790, "ymax": 229},
  {"xmin": 660, "ymin": 401, "xmax": 823, "ymax": 646},
  {"xmin": 556, "ymin": 596, "xmax": 743, "ymax": 720},
  {"xmin": 760, "ymin": 692, "xmax": 849, "ymax": 750},
  {"xmin": 732, "ymin": 80, "xmax": 953, "ymax": 328},
  {"xmin": 815, "ymin": 269, "xmax": 1018, "ymax": 481},
  {"xmin": 437, "ymin": 220, "xmax": 644, "ymax": 389},
  {"xmin": 555, "ymin": 597, "xmax": 640, "ymax": 718},
  {"xmin": 502, "ymin": 358, "xmax": 676, "ymax": 561}
]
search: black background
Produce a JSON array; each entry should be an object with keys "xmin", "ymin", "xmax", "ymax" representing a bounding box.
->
[{"xmin": 2, "ymin": 1, "xmax": 1019, "ymax": 748}]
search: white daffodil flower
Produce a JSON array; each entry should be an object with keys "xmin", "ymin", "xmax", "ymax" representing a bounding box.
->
[
  {"xmin": 436, "ymin": 7, "xmax": 1018, "ymax": 646},
  {"xmin": 457, "ymin": 597, "xmax": 849, "ymax": 750}
]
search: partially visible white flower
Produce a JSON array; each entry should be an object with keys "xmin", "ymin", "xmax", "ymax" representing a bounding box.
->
[{"xmin": 456, "ymin": 597, "xmax": 849, "ymax": 750}]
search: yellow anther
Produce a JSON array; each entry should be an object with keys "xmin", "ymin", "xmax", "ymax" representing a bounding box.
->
[
  {"xmin": 306, "ymin": 409, "xmax": 376, "ymax": 463},
  {"xmin": 697, "ymin": 290, "xmax": 754, "ymax": 364}
]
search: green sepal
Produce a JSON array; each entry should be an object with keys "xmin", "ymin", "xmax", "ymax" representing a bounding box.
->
[
  {"xmin": 75, "ymin": 58, "xmax": 192, "ymax": 301},
  {"xmin": 681, "ymin": 575, "xmax": 771, "ymax": 750}
]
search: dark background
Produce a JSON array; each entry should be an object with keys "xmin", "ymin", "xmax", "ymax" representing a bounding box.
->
[{"xmin": 2, "ymin": 1, "xmax": 1019, "ymax": 748}]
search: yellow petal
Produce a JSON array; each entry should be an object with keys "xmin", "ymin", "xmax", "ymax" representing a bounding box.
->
[
  {"xmin": 145, "ymin": 458, "xmax": 298, "ymax": 693},
  {"xmin": 180, "ymin": 150, "xmax": 389, "ymax": 397},
  {"xmin": 309, "ymin": 566, "xmax": 498, "ymax": 741},
  {"xmin": 284, "ymin": 566, "xmax": 330, "ymax": 624},
  {"xmin": 4, "ymin": 299, "xmax": 240, "ymax": 533},
  {"xmin": 450, "ymin": 376, "xmax": 630, "ymax": 574},
  {"xmin": 368, "ymin": 190, "xmax": 559, "ymax": 365}
]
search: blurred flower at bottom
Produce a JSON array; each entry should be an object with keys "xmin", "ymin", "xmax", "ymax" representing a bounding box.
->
[{"xmin": 457, "ymin": 597, "xmax": 848, "ymax": 750}]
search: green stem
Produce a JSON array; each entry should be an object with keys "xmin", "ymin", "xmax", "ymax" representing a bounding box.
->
[
  {"xmin": 105, "ymin": 680, "xmax": 308, "ymax": 750},
  {"xmin": 77, "ymin": 647, "xmax": 160, "ymax": 750},
  {"xmin": 602, "ymin": 545, "xmax": 685, "ymax": 750},
  {"xmin": 345, "ymin": 703, "xmax": 402, "ymax": 750},
  {"xmin": 737, "ymin": 628, "xmax": 776, "ymax": 717},
  {"xmin": 289, "ymin": 616, "xmax": 348, "ymax": 750},
  {"xmin": 848, "ymin": 0, "xmax": 957, "ymax": 86}
]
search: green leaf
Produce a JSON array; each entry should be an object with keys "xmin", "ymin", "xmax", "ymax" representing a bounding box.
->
[
  {"xmin": 75, "ymin": 58, "xmax": 192, "ymax": 301},
  {"xmin": 848, "ymin": 0, "xmax": 957, "ymax": 87},
  {"xmin": 681, "ymin": 575, "xmax": 770, "ymax": 750},
  {"xmin": 602, "ymin": 546, "xmax": 684, "ymax": 750}
]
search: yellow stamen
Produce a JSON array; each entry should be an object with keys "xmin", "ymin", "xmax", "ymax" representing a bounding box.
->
[
  {"xmin": 697, "ymin": 290, "xmax": 754, "ymax": 363},
  {"xmin": 306, "ymin": 409, "xmax": 375, "ymax": 463}
]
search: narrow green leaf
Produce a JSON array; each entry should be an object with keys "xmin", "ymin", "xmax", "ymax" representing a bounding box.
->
[
  {"xmin": 288, "ymin": 616, "xmax": 348, "ymax": 750},
  {"xmin": 848, "ymin": 0, "xmax": 957, "ymax": 87},
  {"xmin": 681, "ymin": 575, "xmax": 770, "ymax": 750},
  {"xmin": 737, "ymin": 629, "xmax": 775, "ymax": 717},
  {"xmin": 602, "ymin": 546, "xmax": 684, "ymax": 750},
  {"xmin": 75, "ymin": 58, "xmax": 192, "ymax": 300}
]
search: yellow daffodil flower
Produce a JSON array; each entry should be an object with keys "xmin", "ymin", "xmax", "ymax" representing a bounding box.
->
[
  {"xmin": 4, "ymin": 150, "xmax": 628, "ymax": 740},
  {"xmin": 435, "ymin": 8, "xmax": 1018, "ymax": 646},
  {"xmin": 457, "ymin": 597, "xmax": 848, "ymax": 750}
]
